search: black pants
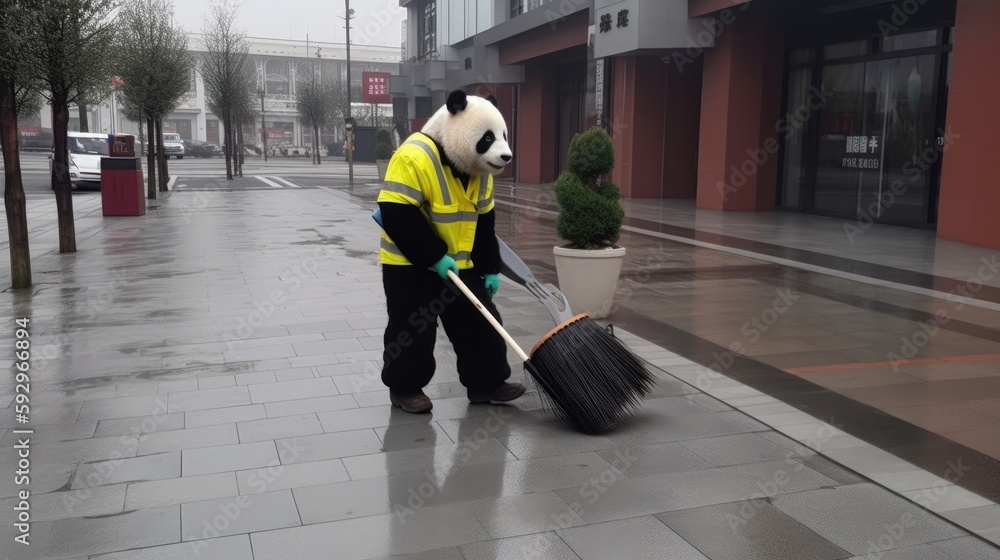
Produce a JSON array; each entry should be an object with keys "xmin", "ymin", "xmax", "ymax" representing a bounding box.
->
[{"xmin": 381, "ymin": 265, "xmax": 511, "ymax": 394}]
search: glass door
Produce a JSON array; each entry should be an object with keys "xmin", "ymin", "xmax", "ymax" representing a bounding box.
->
[
  {"xmin": 813, "ymin": 54, "xmax": 938, "ymax": 225},
  {"xmin": 857, "ymin": 55, "xmax": 937, "ymax": 224}
]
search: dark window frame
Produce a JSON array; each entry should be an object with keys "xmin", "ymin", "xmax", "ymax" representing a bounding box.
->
[{"xmin": 417, "ymin": 0, "xmax": 437, "ymax": 60}]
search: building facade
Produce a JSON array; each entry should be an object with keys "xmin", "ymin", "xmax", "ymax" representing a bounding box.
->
[
  {"xmin": 31, "ymin": 35, "xmax": 400, "ymax": 152},
  {"xmin": 393, "ymin": 0, "xmax": 1000, "ymax": 250}
]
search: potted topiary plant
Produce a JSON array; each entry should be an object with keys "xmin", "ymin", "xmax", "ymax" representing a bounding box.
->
[
  {"xmin": 553, "ymin": 127, "xmax": 625, "ymax": 319},
  {"xmin": 375, "ymin": 128, "xmax": 394, "ymax": 182}
]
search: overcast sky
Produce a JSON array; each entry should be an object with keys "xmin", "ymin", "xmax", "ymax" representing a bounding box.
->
[{"xmin": 171, "ymin": 0, "xmax": 406, "ymax": 46}]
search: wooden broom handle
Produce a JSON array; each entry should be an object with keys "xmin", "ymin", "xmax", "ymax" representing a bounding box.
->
[{"xmin": 447, "ymin": 270, "xmax": 530, "ymax": 362}]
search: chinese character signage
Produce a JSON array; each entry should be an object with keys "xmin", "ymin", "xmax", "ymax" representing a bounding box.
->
[
  {"xmin": 599, "ymin": 9, "xmax": 629, "ymax": 33},
  {"xmin": 362, "ymin": 72, "xmax": 391, "ymax": 104},
  {"xmin": 842, "ymin": 135, "xmax": 880, "ymax": 169}
]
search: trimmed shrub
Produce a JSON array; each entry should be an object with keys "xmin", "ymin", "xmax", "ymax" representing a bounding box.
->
[
  {"xmin": 554, "ymin": 127, "xmax": 623, "ymax": 249},
  {"xmin": 376, "ymin": 128, "xmax": 395, "ymax": 160}
]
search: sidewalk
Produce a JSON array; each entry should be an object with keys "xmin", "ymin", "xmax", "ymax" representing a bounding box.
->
[{"xmin": 0, "ymin": 187, "xmax": 997, "ymax": 558}]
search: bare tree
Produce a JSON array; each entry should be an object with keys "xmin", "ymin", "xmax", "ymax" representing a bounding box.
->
[
  {"xmin": 297, "ymin": 77, "xmax": 330, "ymax": 165},
  {"xmin": 116, "ymin": 0, "xmax": 191, "ymax": 198},
  {"xmin": 200, "ymin": 0, "xmax": 251, "ymax": 181},
  {"xmin": 0, "ymin": 0, "xmax": 39, "ymax": 288},
  {"xmin": 22, "ymin": 0, "xmax": 118, "ymax": 253}
]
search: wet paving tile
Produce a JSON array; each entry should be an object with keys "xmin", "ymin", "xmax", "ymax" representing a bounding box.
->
[
  {"xmin": 72, "ymin": 452, "xmax": 181, "ymax": 489},
  {"xmin": 181, "ymin": 490, "xmax": 300, "ymax": 540},
  {"xmin": 90, "ymin": 535, "xmax": 254, "ymax": 560},
  {"xmin": 125, "ymin": 472, "xmax": 240, "ymax": 510},
  {"xmin": 657, "ymin": 501, "xmax": 850, "ymax": 560},
  {"xmin": 182, "ymin": 441, "xmax": 280, "ymax": 477},
  {"xmin": 771, "ymin": 484, "xmax": 966, "ymax": 555},
  {"xmin": 558, "ymin": 516, "xmax": 708, "ymax": 560}
]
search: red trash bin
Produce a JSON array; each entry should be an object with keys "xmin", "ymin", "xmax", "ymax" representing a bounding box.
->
[{"xmin": 101, "ymin": 134, "xmax": 145, "ymax": 216}]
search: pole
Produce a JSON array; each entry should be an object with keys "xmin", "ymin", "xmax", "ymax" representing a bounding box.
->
[
  {"xmin": 346, "ymin": 0, "xmax": 353, "ymax": 190},
  {"xmin": 261, "ymin": 91, "xmax": 267, "ymax": 162}
]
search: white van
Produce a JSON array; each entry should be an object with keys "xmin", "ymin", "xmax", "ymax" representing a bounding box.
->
[
  {"xmin": 53, "ymin": 132, "xmax": 108, "ymax": 188},
  {"xmin": 162, "ymin": 132, "xmax": 185, "ymax": 159}
]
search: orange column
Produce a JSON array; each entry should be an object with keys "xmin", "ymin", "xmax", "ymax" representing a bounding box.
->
[
  {"xmin": 936, "ymin": 0, "xmax": 1000, "ymax": 249},
  {"xmin": 517, "ymin": 63, "xmax": 559, "ymax": 184},
  {"xmin": 610, "ymin": 56, "xmax": 668, "ymax": 198},
  {"xmin": 695, "ymin": 11, "xmax": 782, "ymax": 211}
]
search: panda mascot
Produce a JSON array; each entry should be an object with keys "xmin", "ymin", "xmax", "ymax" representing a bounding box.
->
[{"xmin": 376, "ymin": 90, "xmax": 525, "ymax": 413}]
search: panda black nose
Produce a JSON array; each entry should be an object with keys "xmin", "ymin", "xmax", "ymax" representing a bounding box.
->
[{"xmin": 500, "ymin": 154, "xmax": 512, "ymax": 162}]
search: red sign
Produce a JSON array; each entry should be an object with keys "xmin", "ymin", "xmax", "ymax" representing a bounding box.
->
[
  {"xmin": 362, "ymin": 72, "xmax": 391, "ymax": 104},
  {"xmin": 112, "ymin": 76, "xmax": 125, "ymax": 86}
]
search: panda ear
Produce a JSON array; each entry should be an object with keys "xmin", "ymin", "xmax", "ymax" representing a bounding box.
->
[
  {"xmin": 446, "ymin": 90, "xmax": 468, "ymax": 115},
  {"xmin": 485, "ymin": 95, "xmax": 498, "ymax": 108}
]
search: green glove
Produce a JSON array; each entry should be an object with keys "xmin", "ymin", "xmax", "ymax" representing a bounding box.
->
[
  {"xmin": 484, "ymin": 274, "xmax": 500, "ymax": 298},
  {"xmin": 432, "ymin": 255, "xmax": 459, "ymax": 280}
]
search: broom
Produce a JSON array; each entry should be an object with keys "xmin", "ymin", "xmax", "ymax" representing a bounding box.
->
[
  {"xmin": 445, "ymin": 270, "xmax": 654, "ymax": 434},
  {"xmin": 372, "ymin": 209, "xmax": 655, "ymax": 434}
]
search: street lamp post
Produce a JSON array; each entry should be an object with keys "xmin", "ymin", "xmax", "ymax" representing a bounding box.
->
[
  {"xmin": 341, "ymin": 0, "xmax": 355, "ymax": 189},
  {"xmin": 259, "ymin": 88, "xmax": 267, "ymax": 162}
]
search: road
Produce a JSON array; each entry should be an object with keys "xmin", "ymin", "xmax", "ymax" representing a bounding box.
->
[{"xmin": 1, "ymin": 151, "xmax": 380, "ymax": 194}]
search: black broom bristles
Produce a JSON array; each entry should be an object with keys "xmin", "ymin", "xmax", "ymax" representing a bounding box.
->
[{"xmin": 528, "ymin": 315, "xmax": 656, "ymax": 434}]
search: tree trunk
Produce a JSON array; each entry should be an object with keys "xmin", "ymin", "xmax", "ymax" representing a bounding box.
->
[
  {"xmin": 146, "ymin": 117, "xmax": 156, "ymax": 199},
  {"xmin": 1, "ymin": 78, "xmax": 31, "ymax": 289},
  {"xmin": 223, "ymin": 116, "xmax": 232, "ymax": 180},
  {"xmin": 314, "ymin": 125, "xmax": 320, "ymax": 165},
  {"xmin": 156, "ymin": 119, "xmax": 169, "ymax": 192},
  {"xmin": 237, "ymin": 120, "xmax": 244, "ymax": 178},
  {"xmin": 51, "ymin": 100, "xmax": 77, "ymax": 253},
  {"xmin": 78, "ymin": 104, "xmax": 89, "ymax": 132}
]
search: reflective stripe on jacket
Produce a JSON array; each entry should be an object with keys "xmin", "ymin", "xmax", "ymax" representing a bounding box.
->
[{"xmin": 377, "ymin": 132, "xmax": 494, "ymax": 269}]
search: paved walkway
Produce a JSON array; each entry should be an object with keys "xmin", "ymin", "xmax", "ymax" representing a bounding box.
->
[{"xmin": 0, "ymin": 186, "xmax": 997, "ymax": 558}]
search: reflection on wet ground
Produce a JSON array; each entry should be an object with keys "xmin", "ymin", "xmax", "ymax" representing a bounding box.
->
[
  {"xmin": 494, "ymin": 184, "xmax": 1000, "ymax": 502},
  {"xmin": 0, "ymin": 185, "xmax": 997, "ymax": 558}
]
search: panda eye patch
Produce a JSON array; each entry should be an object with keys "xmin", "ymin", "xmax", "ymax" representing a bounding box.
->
[{"xmin": 477, "ymin": 131, "xmax": 496, "ymax": 155}]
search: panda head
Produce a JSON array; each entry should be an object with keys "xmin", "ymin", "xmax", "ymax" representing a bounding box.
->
[{"xmin": 421, "ymin": 90, "xmax": 512, "ymax": 177}]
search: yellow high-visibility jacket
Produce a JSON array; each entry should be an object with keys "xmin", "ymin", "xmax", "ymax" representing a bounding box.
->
[{"xmin": 377, "ymin": 132, "xmax": 494, "ymax": 270}]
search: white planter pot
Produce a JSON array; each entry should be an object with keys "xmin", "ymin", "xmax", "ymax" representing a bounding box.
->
[
  {"xmin": 553, "ymin": 246, "xmax": 626, "ymax": 319},
  {"xmin": 376, "ymin": 160, "xmax": 390, "ymax": 182}
]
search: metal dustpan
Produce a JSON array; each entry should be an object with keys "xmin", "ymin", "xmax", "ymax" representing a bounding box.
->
[{"xmin": 497, "ymin": 236, "xmax": 575, "ymax": 326}]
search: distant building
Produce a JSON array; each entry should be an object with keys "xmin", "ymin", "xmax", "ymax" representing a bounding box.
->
[{"xmin": 35, "ymin": 34, "xmax": 400, "ymax": 151}]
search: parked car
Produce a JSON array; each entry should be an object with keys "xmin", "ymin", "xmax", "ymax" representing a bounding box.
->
[
  {"xmin": 182, "ymin": 139, "xmax": 219, "ymax": 158},
  {"xmin": 49, "ymin": 132, "xmax": 107, "ymax": 189},
  {"xmin": 162, "ymin": 133, "xmax": 185, "ymax": 159}
]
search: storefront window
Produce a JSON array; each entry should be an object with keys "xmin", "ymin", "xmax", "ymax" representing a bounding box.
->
[
  {"xmin": 780, "ymin": 68, "xmax": 813, "ymax": 209},
  {"xmin": 883, "ymin": 30, "xmax": 938, "ymax": 52},
  {"xmin": 813, "ymin": 54, "xmax": 938, "ymax": 224},
  {"xmin": 823, "ymin": 40, "xmax": 869, "ymax": 60},
  {"xmin": 266, "ymin": 60, "xmax": 290, "ymax": 96}
]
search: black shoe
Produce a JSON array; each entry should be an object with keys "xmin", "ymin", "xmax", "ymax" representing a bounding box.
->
[
  {"xmin": 390, "ymin": 391, "xmax": 433, "ymax": 413},
  {"xmin": 468, "ymin": 382, "xmax": 526, "ymax": 404}
]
